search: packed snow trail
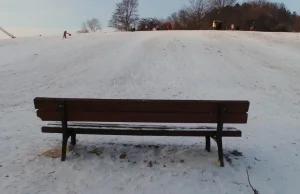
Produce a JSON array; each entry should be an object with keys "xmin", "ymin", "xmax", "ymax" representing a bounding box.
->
[{"xmin": 0, "ymin": 31, "xmax": 300, "ymax": 194}]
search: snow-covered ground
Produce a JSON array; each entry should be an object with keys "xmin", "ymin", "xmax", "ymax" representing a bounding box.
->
[{"xmin": 0, "ymin": 31, "xmax": 300, "ymax": 194}]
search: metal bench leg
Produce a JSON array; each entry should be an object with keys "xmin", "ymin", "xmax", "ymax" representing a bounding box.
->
[
  {"xmin": 216, "ymin": 137, "xmax": 224, "ymax": 167},
  {"xmin": 60, "ymin": 100, "xmax": 69, "ymax": 161},
  {"xmin": 216, "ymin": 104, "xmax": 225, "ymax": 167},
  {"xmin": 71, "ymin": 134, "xmax": 76, "ymax": 146},
  {"xmin": 61, "ymin": 133, "xmax": 68, "ymax": 161},
  {"xmin": 205, "ymin": 136, "xmax": 211, "ymax": 152}
]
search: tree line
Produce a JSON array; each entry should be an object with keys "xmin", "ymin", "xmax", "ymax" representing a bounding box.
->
[{"xmin": 78, "ymin": 0, "xmax": 300, "ymax": 33}]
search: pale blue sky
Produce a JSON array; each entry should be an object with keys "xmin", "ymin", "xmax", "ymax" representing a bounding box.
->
[{"xmin": 0, "ymin": 0, "xmax": 299, "ymax": 37}]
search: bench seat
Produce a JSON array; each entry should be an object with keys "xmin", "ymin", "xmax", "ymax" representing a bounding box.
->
[{"xmin": 42, "ymin": 122, "xmax": 242, "ymax": 137}]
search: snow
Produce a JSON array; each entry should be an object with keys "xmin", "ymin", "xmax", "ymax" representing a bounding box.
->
[
  {"xmin": 0, "ymin": 31, "xmax": 300, "ymax": 194},
  {"xmin": 0, "ymin": 27, "xmax": 76, "ymax": 40}
]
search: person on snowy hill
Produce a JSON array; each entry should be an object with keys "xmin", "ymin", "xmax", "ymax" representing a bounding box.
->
[
  {"xmin": 63, "ymin": 30, "xmax": 67, "ymax": 39},
  {"xmin": 250, "ymin": 22, "xmax": 256, "ymax": 31},
  {"xmin": 218, "ymin": 20, "xmax": 222, "ymax": 30},
  {"xmin": 216, "ymin": 20, "xmax": 222, "ymax": 30},
  {"xmin": 212, "ymin": 20, "xmax": 216, "ymax": 30},
  {"xmin": 167, "ymin": 22, "xmax": 172, "ymax": 30}
]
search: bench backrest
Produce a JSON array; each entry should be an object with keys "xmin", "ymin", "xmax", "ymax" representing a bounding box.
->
[{"xmin": 34, "ymin": 97, "xmax": 249, "ymax": 124}]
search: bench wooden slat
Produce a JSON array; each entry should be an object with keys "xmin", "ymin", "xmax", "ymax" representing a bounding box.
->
[
  {"xmin": 37, "ymin": 110, "xmax": 248, "ymax": 123},
  {"xmin": 34, "ymin": 97, "xmax": 250, "ymax": 113},
  {"xmin": 42, "ymin": 125, "xmax": 242, "ymax": 137},
  {"xmin": 47, "ymin": 122, "xmax": 238, "ymax": 130}
]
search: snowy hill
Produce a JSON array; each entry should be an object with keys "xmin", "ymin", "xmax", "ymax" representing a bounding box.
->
[{"xmin": 0, "ymin": 31, "xmax": 300, "ymax": 194}]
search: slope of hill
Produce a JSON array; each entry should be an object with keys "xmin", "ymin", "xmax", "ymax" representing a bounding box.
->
[{"xmin": 0, "ymin": 31, "xmax": 300, "ymax": 194}]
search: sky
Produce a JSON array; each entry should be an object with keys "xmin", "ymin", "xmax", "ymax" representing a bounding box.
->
[{"xmin": 0, "ymin": 0, "xmax": 299, "ymax": 38}]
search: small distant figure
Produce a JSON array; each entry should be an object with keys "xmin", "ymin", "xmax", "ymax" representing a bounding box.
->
[
  {"xmin": 212, "ymin": 20, "xmax": 216, "ymax": 30},
  {"xmin": 145, "ymin": 25, "xmax": 148, "ymax": 31},
  {"xmin": 167, "ymin": 22, "xmax": 172, "ymax": 30},
  {"xmin": 63, "ymin": 30, "xmax": 67, "ymax": 39},
  {"xmin": 231, "ymin": 24, "xmax": 235, "ymax": 30},
  {"xmin": 216, "ymin": 20, "xmax": 222, "ymax": 30},
  {"xmin": 250, "ymin": 22, "xmax": 255, "ymax": 31},
  {"xmin": 131, "ymin": 27, "xmax": 136, "ymax": 32},
  {"xmin": 215, "ymin": 20, "xmax": 219, "ymax": 30},
  {"xmin": 156, "ymin": 26, "xmax": 160, "ymax": 31}
]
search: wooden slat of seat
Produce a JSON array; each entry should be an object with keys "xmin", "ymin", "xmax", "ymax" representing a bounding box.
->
[
  {"xmin": 36, "ymin": 110, "xmax": 248, "ymax": 123},
  {"xmin": 47, "ymin": 122, "xmax": 238, "ymax": 130},
  {"xmin": 42, "ymin": 124, "xmax": 242, "ymax": 137},
  {"xmin": 34, "ymin": 97, "xmax": 250, "ymax": 113}
]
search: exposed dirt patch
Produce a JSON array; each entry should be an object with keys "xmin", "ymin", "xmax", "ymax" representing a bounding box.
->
[
  {"xmin": 229, "ymin": 150, "xmax": 244, "ymax": 157},
  {"xmin": 40, "ymin": 145, "xmax": 71, "ymax": 158},
  {"xmin": 224, "ymin": 149, "xmax": 244, "ymax": 165},
  {"xmin": 119, "ymin": 153, "xmax": 127, "ymax": 159}
]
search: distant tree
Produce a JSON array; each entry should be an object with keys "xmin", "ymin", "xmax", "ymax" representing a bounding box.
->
[
  {"xmin": 177, "ymin": 9, "xmax": 192, "ymax": 29},
  {"xmin": 86, "ymin": 18, "xmax": 102, "ymax": 32},
  {"xmin": 293, "ymin": 15, "xmax": 300, "ymax": 32},
  {"xmin": 210, "ymin": 0, "xmax": 237, "ymax": 8},
  {"xmin": 137, "ymin": 18, "xmax": 161, "ymax": 30},
  {"xmin": 163, "ymin": 0, "xmax": 299, "ymax": 32},
  {"xmin": 167, "ymin": 0, "xmax": 209, "ymax": 30},
  {"xmin": 108, "ymin": 0, "xmax": 139, "ymax": 31},
  {"xmin": 186, "ymin": 0, "xmax": 210, "ymax": 29},
  {"xmin": 77, "ymin": 23, "xmax": 89, "ymax": 33},
  {"xmin": 78, "ymin": 18, "xmax": 101, "ymax": 33},
  {"xmin": 246, "ymin": 0, "xmax": 267, "ymax": 6},
  {"xmin": 167, "ymin": 12, "xmax": 182, "ymax": 30},
  {"xmin": 157, "ymin": 18, "xmax": 169, "ymax": 30}
]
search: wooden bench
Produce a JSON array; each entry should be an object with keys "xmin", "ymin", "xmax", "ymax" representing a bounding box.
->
[{"xmin": 34, "ymin": 97, "xmax": 250, "ymax": 167}]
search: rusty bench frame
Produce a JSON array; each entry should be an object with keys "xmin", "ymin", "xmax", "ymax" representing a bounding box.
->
[{"xmin": 34, "ymin": 97, "xmax": 250, "ymax": 167}]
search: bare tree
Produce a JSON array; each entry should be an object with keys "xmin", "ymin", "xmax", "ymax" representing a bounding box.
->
[
  {"xmin": 86, "ymin": 18, "xmax": 102, "ymax": 32},
  {"xmin": 167, "ymin": 0, "xmax": 209, "ymax": 30},
  {"xmin": 246, "ymin": 0, "xmax": 267, "ymax": 6},
  {"xmin": 108, "ymin": 0, "xmax": 139, "ymax": 31},
  {"xmin": 167, "ymin": 12, "xmax": 180, "ymax": 30},
  {"xmin": 178, "ymin": 9, "xmax": 190, "ymax": 29},
  {"xmin": 186, "ymin": 0, "xmax": 210, "ymax": 28},
  {"xmin": 137, "ymin": 18, "xmax": 162, "ymax": 31},
  {"xmin": 77, "ymin": 23, "xmax": 89, "ymax": 33},
  {"xmin": 209, "ymin": 0, "xmax": 237, "ymax": 8},
  {"xmin": 77, "ymin": 18, "xmax": 101, "ymax": 33}
]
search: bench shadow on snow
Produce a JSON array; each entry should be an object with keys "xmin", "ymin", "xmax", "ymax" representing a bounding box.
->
[{"xmin": 41, "ymin": 141, "xmax": 245, "ymax": 169}]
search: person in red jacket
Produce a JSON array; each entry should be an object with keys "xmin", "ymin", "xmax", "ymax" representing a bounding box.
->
[{"xmin": 167, "ymin": 22, "xmax": 172, "ymax": 30}]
